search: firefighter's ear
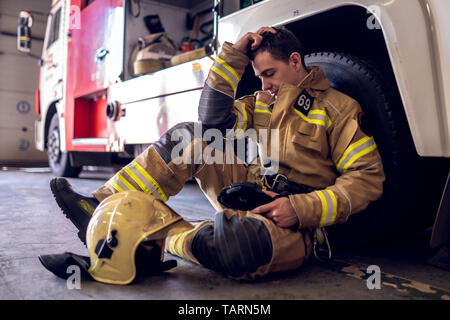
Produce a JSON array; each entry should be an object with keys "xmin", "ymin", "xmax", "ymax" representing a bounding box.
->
[{"xmin": 289, "ymin": 52, "xmax": 303, "ymax": 71}]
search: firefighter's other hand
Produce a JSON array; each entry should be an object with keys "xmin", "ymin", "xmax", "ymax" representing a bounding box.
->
[
  {"xmin": 250, "ymin": 190, "xmax": 298, "ymax": 228},
  {"xmin": 233, "ymin": 27, "xmax": 277, "ymax": 54}
]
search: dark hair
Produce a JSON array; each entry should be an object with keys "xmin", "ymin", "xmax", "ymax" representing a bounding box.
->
[{"xmin": 248, "ymin": 26, "xmax": 306, "ymax": 67}]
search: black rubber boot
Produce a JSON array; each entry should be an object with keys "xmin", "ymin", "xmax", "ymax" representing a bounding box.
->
[{"xmin": 50, "ymin": 178, "xmax": 99, "ymax": 245}]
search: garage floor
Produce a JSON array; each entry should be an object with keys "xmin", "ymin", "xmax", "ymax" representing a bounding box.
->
[{"xmin": 0, "ymin": 167, "xmax": 449, "ymax": 300}]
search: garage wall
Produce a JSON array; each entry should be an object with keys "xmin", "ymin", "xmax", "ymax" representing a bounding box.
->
[{"xmin": 0, "ymin": 0, "xmax": 50, "ymax": 165}]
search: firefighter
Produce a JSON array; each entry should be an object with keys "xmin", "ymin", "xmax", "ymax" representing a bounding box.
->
[{"xmin": 44, "ymin": 26, "xmax": 385, "ymax": 283}]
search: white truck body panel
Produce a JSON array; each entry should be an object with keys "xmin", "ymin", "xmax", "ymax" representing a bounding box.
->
[
  {"xmin": 108, "ymin": 56, "xmax": 213, "ymax": 148},
  {"xmin": 35, "ymin": 0, "xmax": 70, "ymax": 152},
  {"xmin": 218, "ymin": 0, "xmax": 450, "ymax": 157},
  {"xmin": 35, "ymin": 0, "xmax": 450, "ymax": 157}
]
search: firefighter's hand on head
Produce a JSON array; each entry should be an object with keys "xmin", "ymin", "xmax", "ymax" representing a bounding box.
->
[{"xmin": 233, "ymin": 27, "xmax": 277, "ymax": 54}]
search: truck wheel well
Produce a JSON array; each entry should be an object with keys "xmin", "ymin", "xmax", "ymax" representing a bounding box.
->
[
  {"xmin": 286, "ymin": 5, "xmax": 392, "ymax": 76},
  {"xmin": 236, "ymin": 4, "xmax": 414, "ymax": 153},
  {"xmin": 284, "ymin": 4, "xmax": 416, "ymax": 152},
  {"xmin": 238, "ymin": 5, "xmax": 397, "ymax": 95},
  {"xmin": 44, "ymin": 102, "xmax": 58, "ymax": 150}
]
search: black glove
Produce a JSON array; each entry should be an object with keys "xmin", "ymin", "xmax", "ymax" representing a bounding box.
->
[{"xmin": 218, "ymin": 182, "xmax": 275, "ymax": 211}]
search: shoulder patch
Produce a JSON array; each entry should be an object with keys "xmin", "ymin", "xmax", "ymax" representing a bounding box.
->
[{"xmin": 295, "ymin": 89, "xmax": 314, "ymax": 116}]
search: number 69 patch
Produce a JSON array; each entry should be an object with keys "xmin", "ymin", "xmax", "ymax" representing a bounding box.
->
[{"xmin": 295, "ymin": 89, "xmax": 314, "ymax": 116}]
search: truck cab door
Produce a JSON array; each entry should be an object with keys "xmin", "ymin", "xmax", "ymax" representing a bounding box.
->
[
  {"xmin": 65, "ymin": 0, "xmax": 124, "ymax": 151},
  {"xmin": 68, "ymin": 0, "xmax": 124, "ymax": 97},
  {"xmin": 40, "ymin": 5, "xmax": 64, "ymax": 112}
]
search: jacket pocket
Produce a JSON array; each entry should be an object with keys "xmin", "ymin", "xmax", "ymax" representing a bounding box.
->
[{"xmin": 291, "ymin": 121, "xmax": 324, "ymax": 154}]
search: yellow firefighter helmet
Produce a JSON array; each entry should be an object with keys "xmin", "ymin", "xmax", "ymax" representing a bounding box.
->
[{"xmin": 86, "ymin": 190, "xmax": 193, "ymax": 285}]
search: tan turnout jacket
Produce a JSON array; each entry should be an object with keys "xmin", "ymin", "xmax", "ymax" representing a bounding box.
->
[{"xmin": 208, "ymin": 42, "xmax": 385, "ymax": 230}]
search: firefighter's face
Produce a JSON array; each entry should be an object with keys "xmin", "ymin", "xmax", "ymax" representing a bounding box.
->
[{"xmin": 252, "ymin": 50, "xmax": 305, "ymax": 98}]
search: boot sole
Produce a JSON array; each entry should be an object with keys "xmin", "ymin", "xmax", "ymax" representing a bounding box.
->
[{"xmin": 50, "ymin": 178, "xmax": 88, "ymax": 246}]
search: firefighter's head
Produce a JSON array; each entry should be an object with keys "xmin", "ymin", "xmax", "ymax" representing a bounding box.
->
[{"xmin": 249, "ymin": 27, "xmax": 307, "ymax": 97}]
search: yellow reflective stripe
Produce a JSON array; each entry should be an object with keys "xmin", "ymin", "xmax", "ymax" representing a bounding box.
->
[
  {"xmin": 177, "ymin": 229, "xmax": 196, "ymax": 259},
  {"xmin": 122, "ymin": 161, "xmax": 166, "ymax": 201},
  {"xmin": 108, "ymin": 180, "xmax": 123, "ymax": 192},
  {"xmin": 108, "ymin": 173, "xmax": 136, "ymax": 192},
  {"xmin": 255, "ymin": 101, "xmax": 268, "ymax": 107},
  {"xmin": 337, "ymin": 136, "xmax": 371, "ymax": 168},
  {"xmin": 242, "ymin": 102, "xmax": 248, "ymax": 132},
  {"xmin": 258, "ymin": 179, "xmax": 267, "ymax": 191},
  {"xmin": 211, "ymin": 65, "xmax": 235, "ymax": 89},
  {"xmin": 344, "ymin": 143, "xmax": 377, "ymax": 172},
  {"xmin": 215, "ymin": 57, "xmax": 239, "ymax": 83},
  {"xmin": 294, "ymin": 109, "xmax": 327, "ymax": 127},
  {"xmin": 132, "ymin": 161, "xmax": 168, "ymax": 202},
  {"xmin": 167, "ymin": 234, "xmax": 177, "ymax": 256},
  {"xmin": 336, "ymin": 136, "xmax": 376, "ymax": 173},
  {"xmin": 234, "ymin": 101, "xmax": 247, "ymax": 132},
  {"xmin": 117, "ymin": 174, "xmax": 137, "ymax": 191},
  {"xmin": 211, "ymin": 59, "xmax": 239, "ymax": 90},
  {"xmin": 317, "ymin": 190, "xmax": 337, "ymax": 227},
  {"xmin": 309, "ymin": 110, "xmax": 332, "ymax": 127},
  {"xmin": 317, "ymin": 191, "xmax": 328, "ymax": 227},
  {"xmin": 123, "ymin": 166, "xmax": 153, "ymax": 196},
  {"xmin": 168, "ymin": 233, "xmax": 184, "ymax": 257},
  {"xmin": 254, "ymin": 108, "xmax": 272, "ymax": 115},
  {"xmin": 254, "ymin": 101, "xmax": 271, "ymax": 114}
]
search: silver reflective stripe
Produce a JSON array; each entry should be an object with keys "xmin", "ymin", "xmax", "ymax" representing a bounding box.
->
[
  {"xmin": 317, "ymin": 190, "xmax": 337, "ymax": 227},
  {"xmin": 107, "ymin": 173, "xmax": 136, "ymax": 192},
  {"xmin": 110, "ymin": 176, "xmax": 128, "ymax": 192},
  {"xmin": 234, "ymin": 101, "xmax": 246, "ymax": 131},
  {"xmin": 337, "ymin": 136, "xmax": 376, "ymax": 173},
  {"xmin": 254, "ymin": 101, "xmax": 271, "ymax": 114},
  {"xmin": 296, "ymin": 109, "xmax": 331, "ymax": 128},
  {"xmin": 307, "ymin": 112, "xmax": 331, "ymax": 128},
  {"xmin": 212, "ymin": 58, "xmax": 239, "ymax": 90},
  {"xmin": 124, "ymin": 162, "xmax": 162, "ymax": 200}
]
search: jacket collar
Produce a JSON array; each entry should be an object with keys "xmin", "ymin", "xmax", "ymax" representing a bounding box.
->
[{"xmin": 297, "ymin": 66, "xmax": 330, "ymax": 94}]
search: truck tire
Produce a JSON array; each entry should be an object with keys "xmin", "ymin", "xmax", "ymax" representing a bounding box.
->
[
  {"xmin": 304, "ymin": 52, "xmax": 448, "ymax": 249},
  {"xmin": 47, "ymin": 113, "xmax": 82, "ymax": 177}
]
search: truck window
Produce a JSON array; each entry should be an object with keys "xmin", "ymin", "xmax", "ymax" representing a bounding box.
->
[
  {"xmin": 220, "ymin": 0, "xmax": 264, "ymax": 18},
  {"xmin": 124, "ymin": 0, "xmax": 214, "ymax": 80},
  {"xmin": 46, "ymin": 8, "xmax": 61, "ymax": 49}
]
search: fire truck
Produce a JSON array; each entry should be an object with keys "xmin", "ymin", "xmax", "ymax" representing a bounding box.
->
[{"xmin": 18, "ymin": 0, "xmax": 449, "ymax": 252}]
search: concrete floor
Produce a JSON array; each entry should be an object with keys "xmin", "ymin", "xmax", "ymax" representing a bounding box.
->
[{"xmin": 0, "ymin": 167, "xmax": 449, "ymax": 300}]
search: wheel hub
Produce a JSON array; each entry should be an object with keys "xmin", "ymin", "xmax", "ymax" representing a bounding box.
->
[{"xmin": 48, "ymin": 128, "xmax": 61, "ymax": 164}]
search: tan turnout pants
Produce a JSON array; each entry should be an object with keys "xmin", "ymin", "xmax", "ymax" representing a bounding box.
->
[{"xmin": 93, "ymin": 137, "xmax": 312, "ymax": 279}]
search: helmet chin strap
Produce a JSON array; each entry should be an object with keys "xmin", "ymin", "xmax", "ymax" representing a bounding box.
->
[{"xmin": 135, "ymin": 240, "xmax": 177, "ymax": 278}]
